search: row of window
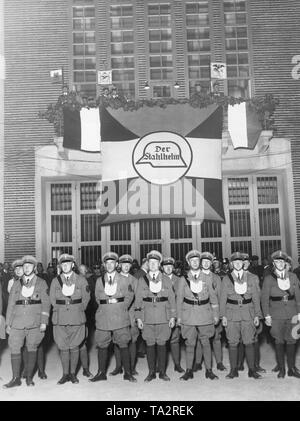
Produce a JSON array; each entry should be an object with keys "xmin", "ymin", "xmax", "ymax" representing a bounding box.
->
[{"xmin": 71, "ymin": 0, "xmax": 251, "ymax": 99}]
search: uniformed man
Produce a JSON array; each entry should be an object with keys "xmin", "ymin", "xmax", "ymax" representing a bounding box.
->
[
  {"xmin": 7, "ymin": 259, "xmax": 24, "ymax": 294},
  {"xmin": 4, "ymin": 255, "xmax": 50, "ymax": 388},
  {"xmin": 161, "ymin": 257, "xmax": 184, "ymax": 373},
  {"xmin": 119, "ymin": 254, "xmax": 139, "ymax": 376},
  {"xmin": 135, "ymin": 250, "xmax": 176, "ymax": 382},
  {"xmin": 261, "ymin": 250, "xmax": 300, "ymax": 378},
  {"xmin": 90, "ymin": 252, "xmax": 136, "ymax": 383},
  {"xmin": 220, "ymin": 252, "xmax": 262, "ymax": 380},
  {"xmin": 177, "ymin": 250, "xmax": 219, "ymax": 381},
  {"xmin": 50, "ymin": 253, "xmax": 90, "ymax": 385}
]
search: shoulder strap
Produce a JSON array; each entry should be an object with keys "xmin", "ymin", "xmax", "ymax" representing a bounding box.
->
[
  {"xmin": 57, "ymin": 275, "xmax": 63, "ymax": 289},
  {"xmin": 227, "ymin": 271, "xmax": 235, "ymax": 286},
  {"xmin": 101, "ymin": 275, "xmax": 105, "ymax": 288},
  {"xmin": 143, "ymin": 274, "xmax": 149, "ymax": 288},
  {"xmin": 184, "ymin": 275, "xmax": 199, "ymax": 300}
]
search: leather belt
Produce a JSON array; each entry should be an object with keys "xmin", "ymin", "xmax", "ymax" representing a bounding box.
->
[
  {"xmin": 16, "ymin": 299, "xmax": 42, "ymax": 305},
  {"xmin": 227, "ymin": 298, "xmax": 252, "ymax": 305},
  {"xmin": 143, "ymin": 297, "xmax": 168, "ymax": 303},
  {"xmin": 99, "ymin": 297, "xmax": 125, "ymax": 305},
  {"xmin": 184, "ymin": 297, "xmax": 209, "ymax": 306},
  {"xmin": 56, "ymin": 298, "xmax": 82, "ymax": 305},
  {"xmin": 270, "ymin": 295, "xmax": 294, "ymax": 302}
]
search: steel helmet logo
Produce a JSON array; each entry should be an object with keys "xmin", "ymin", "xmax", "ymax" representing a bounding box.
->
[{"xmin": 133, "ymin": 132, "xmax": 193, "ymax": 185}]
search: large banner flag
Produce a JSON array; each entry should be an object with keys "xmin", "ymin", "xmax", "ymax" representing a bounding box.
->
[
  {"xmin": 63, "ymin": 108, "xmax": 101, "ymax": 152},
  {"xmin": 228, "ymin": 102, "xmax": 262, "ymax": 149},
  {"xmin": 99, "ymin": 103, "xmax": 225, "ymax": 225}
]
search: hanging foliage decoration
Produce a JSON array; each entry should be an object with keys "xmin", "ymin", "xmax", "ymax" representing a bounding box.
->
[{"xmin": 38, "ymin": 90, "xmax": 279, "ymax": 138}]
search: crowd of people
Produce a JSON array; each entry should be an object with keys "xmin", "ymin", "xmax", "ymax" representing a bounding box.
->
[{"xmin": 0, "ymin": 249, "xmax": 300, "ymax": 388}]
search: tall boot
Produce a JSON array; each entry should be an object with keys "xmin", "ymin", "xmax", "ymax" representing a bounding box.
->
[
  {"xmin": 157, "ymin": 344, "xmax": 170, "ymax": 381},
  {"xmin": 57, "ymin": 350, "xmax": 70, "ymax": 384},
  {"xmin": 202, "ymin": 341, "xmax": 218, "ymax": 380},
  {"xmin": 193, "ymin": 340, "xmax": 203, "ymax": 371},
  {"xmin": 129, "ymin": 341, "xmax": 138, "ymax": 375},
  {"xmin": 226, "ymin": 346, "xmax": 239, "ymax": 379},
  {"xmin": 110, "ymin": 344, "xmax": 123, "ymax": 375},
  {"xmin": 171, "ymin": 342, "xmax": 184, "ymax": 373},
  {"xmin": 80, "ymin": 344, "xmax": 93, "ymax": 377},
  {"xmin": 120, "ymin": 347, "xmax": 137, "ymax": 382},
  {"xmin": 4, "ymin": 354, "xmax": 22, "ymax": 388},
  {"xmin": 213, "ymin": 338, "xmax": 226, "ymax": 370},
  {"xmin": 89, "ymin": 348, "xmax": 108, "ymax": 382},
  {"xmin": 254, "ymin": 340, "xmax": 266, "ymax": 373},
  {"xmin": 275, "ymin": 343, "xmax": 285, "ymax": 378},
  {"xmin": 26, "ymin": 351, "xmax": 37, "ymax": 386},
  {"xmin": 37, "ymin": 345, "xmax": 47, "ymax": 379},
  {"xmin": 144, "ymin": 345, "xmax": 156, "ymax": 382},
  {"xmin": 70, "ymin": 347, "xmax": 79, "ymax": 383},
  {"xmin": 237, "ymin": 342, "xmax": 245, "ymax": 370},
  {"xmin": 245, "ymin": 344, "xmax": 261, "ymax": 379},
  {"xmin": 286, "ymin": 343, "xmax": 300, "ymax": 378},
  {"xmin": 180, "ymin": 345, "xmax": 194, "ymax": 381},
  {"xmin": 22, "ymin": 347, "xmax": 28, "ymax": 378}
]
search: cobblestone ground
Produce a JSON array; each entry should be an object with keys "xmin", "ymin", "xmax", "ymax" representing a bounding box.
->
[{"xmin": 0, "ymin": 336, "xmax": 300, "ymax": 401}]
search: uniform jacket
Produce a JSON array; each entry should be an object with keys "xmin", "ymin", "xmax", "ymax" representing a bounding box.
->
[
  {"xmin": 95, "ymin": 272, "xmax": 133, "ymax": 331},
  {"xmin": 169, "ymin": 273, "xmax": 180, "ymax": 295},
  {"xmin": 261, "ymin": 271, "xmax": 300, "ymax": 320},
  {"xmin": 220, "ymin": 271, "xmax": 262, "ymax": 321},
  {"xmin": 50, "ymin": 272, "xmax": 90, "ymax": 326},
  {"xmin": 176, "ymin": 270, "xmax": 219, "ymax": 326},
  {"xmin": 202, "ymin": 271, "xmax": 222, "ymax": 301},
  {"xmin": 6, "ymin": 275, "xmax": 50, "ymax": 329},
  {"xmin": 123, "ymin": 273, "xmax": 138, "ymax": 327},
  {"xmin": 134, "ymin": 272, "xmax": 176, "ymax": 324}
]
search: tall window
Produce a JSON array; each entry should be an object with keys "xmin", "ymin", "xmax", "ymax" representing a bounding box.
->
[
  {"xmin": 186, "ymin": 1, "xmax": 211, "ymax": 95},
  {"xmin": 148, "ymin": 3, "xmax": 173, "ymax": 97},
  {"xmin": 72, "ymin": 0, "xmax": 96, "ymax": 97},
  {"xmin": 223, "ymin": 0, "xmax": 250, "ymax": 97},
  {"xmin": 110, "ymin": 4, "xmax": 135, "ymax": 99}
]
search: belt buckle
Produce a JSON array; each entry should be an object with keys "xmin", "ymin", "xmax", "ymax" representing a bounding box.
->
[
  {"xmin": 283, "ymin": 295, "xmax": 289, "ymax": 303},
  {"xmin": 109, "ymin": 298, "xmax": 117, "ymax": 304},
  {"xmin": 24, "ymin": 298, "xmax": 29, "ymax": 306},
  {"xmin": 66, "ymin": 297, "xmax": 71, "ymax": 305},
  {"xmin": 153, "ymin": 296, "xmax": 157, "ymax": 303},
  {"xmin": 238, "ymin": 298, "xmax": 243, "ymax": 306}
]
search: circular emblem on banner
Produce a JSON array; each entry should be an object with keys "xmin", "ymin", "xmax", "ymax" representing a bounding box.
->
[{"xmin": 132, "ymin": 131, "xmax": 193, "ymax": 185}]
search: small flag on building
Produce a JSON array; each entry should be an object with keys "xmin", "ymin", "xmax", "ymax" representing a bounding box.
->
[
  {"xmin": 50, "ymin": 68, "xmax": 63, "ymax": 83},
  {"xmin": 210, "ymin": 63, "xmax": 227, "ymax": 80},
  {"xmin": 98, "ymin": 70, "xmax": 112, "ymax": 85}
]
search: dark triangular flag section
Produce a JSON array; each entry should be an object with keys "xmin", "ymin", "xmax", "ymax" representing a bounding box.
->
[
  {"xmin": 100, "ymin": 107, "xmax": 138, "ymax": 142},
  {"xmin": 186, "ymin": 106, "xmax": 223, "ymax": 139}
]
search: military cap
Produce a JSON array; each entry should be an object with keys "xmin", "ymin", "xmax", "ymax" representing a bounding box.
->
[
  {"xmin": 12, "ymin": 259, "xmax": 24, "ymax": 270},
  {"xmin": 222, "ymin": 258, "xmax": 229, "ymax": 264},
  {"xmin": 185, "ymin": 249, "xmax": 201, "ymax": 263},
  {"xmin": 147, "ymin": 250, "xmax": 163, "ymax": 263},
  {"xmin": 22, "ymin": 255, "xmax": 38, "ymax": 266},
  {"xmin": 242, "ymin": 253, "xmax": 250, "ymax": 261},
  {"xmin": 162, "ymin": 257, "xmax": 175, "ymax": 266},
  {"xmin": 287, "ymin": 255, "xmax": 292, "ymax": 264},
  {"xmin": 119, "ymin": 254, "xmax": 133, "ymax": 264},
  {"xmin": 102, "ymin": 251, "xmax": 119, "ymax": 263},
  {"xmin": 251, "ymin": 255, "xmax": 259, "ymax": 261},
  {"xmin": 230, "ymin": 252, "xmax": 244, "ymax": 262},
  {"xmin": 200, "ymin": 251, "xmax": 214, "ymax": 262},
  {"xmin": 271, "ymin": 250, "xmax": 288, "ymax": 261},
  {"xmin": 58, "ymin": 253, "xmax": 75, "ymax": 264}
]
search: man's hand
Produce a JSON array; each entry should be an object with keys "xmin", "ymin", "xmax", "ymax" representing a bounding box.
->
[
  {"xmin": 169, "ymin": 318, "xmax": 175, "ymax": 329},
  {"xmin": 222, "ymin": 316, "xmax": 227, "ymax": 327},
  {"xmin": 254, "ymin": 316, "xmax": 260, "ymax": 327},
  {"xmin": 40, "ymin": 323, "xmax": 47, "ymax": 333},
  {"xmin": 214, "ymin": 317, "xmax": 219, "ymax": 325},
  {"xmin": 265, "ymin": 315, "xmax": 272, "ymax": 327},
  {"xmin": 6, "ymin": 326, "xmax": 11, "ymax": 335},
  {"xmin": 137, "ymin": 319, "xmax": 143, "ymax": 330}
]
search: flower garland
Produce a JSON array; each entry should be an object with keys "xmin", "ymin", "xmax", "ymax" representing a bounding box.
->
[{"xmin": 38, "ymin": 91, "xmax": 279, "ymax": 138}]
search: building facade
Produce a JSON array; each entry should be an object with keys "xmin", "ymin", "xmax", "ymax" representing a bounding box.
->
[{"xmin": 2, "ymin": 0, "xmax": 300, "ymax": 267}]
